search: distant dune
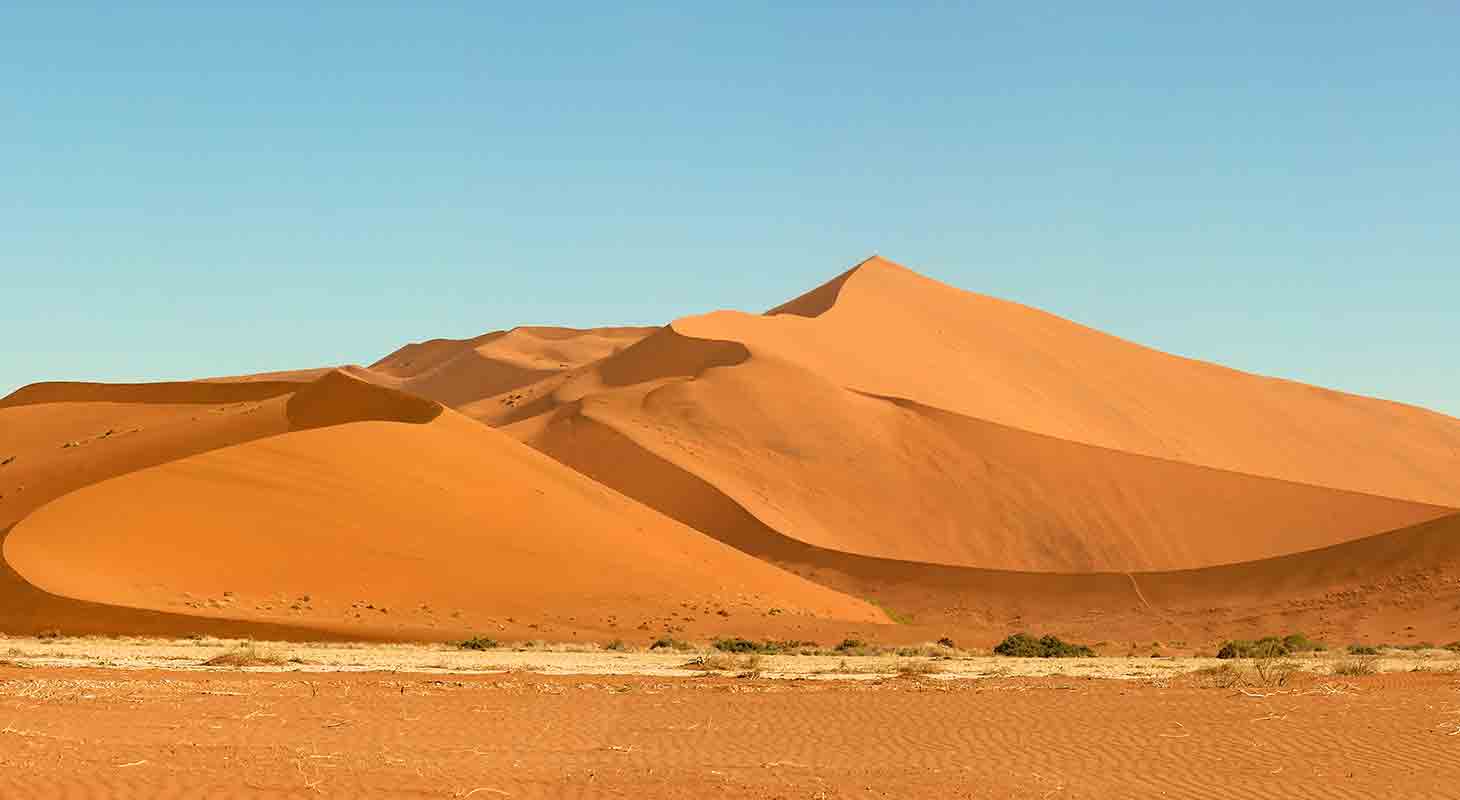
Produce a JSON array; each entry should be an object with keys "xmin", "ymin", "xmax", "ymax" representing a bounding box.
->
[{"xmin": 3, "ymin": 256, "xmax": 1459, "ymax": 647}]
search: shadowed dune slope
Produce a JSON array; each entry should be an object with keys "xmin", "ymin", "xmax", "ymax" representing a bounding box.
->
[
  {"xmin": 677, "ymin": 257, "xmax": 1460, "ymax": 507},
  {"xmin": 523, "ymin": 412, "xmax": 1460, "ymax": 643},
  {"xmin": 6, "ymin": 407, "xmax": 883, "ymax": 641}
]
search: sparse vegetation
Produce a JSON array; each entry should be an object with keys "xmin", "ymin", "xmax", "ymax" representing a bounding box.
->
[
  {"xmin": 603, "ymin": 639, "xmax": 629, "ymax": 652},
  {"xmin": 36, "ymin": 629, "xmax": 62, "ymax": 641},
  {"xmin": 458, "ymin": 636, "xmax": 499, "ymax": 651},
  {"xmin": 202, "ymin": 642, "xmax": 288, "ymax": 667},
  {"xmin": 649, "ymin": 637, "xmax": 694, "ymax": 652},
  {"xmin": 993, "ymin": 633, "xmax": 1094, "ymax": 658},
  {"xmin": 833, "ymin": 638, "xmax": 883, "ymax": 656},
  {"xmin": 937, "ymin": 636, "xmax": 956, "ymax": 649},
  {"xmin": 866, "ymin": 598, "xmax": 913, "ymax": 624},
  {"xmin": 1348, "ymin": 644, "xmax": 1380, "ymax": 656},
  {"xmin": 895, "ymin": 660, "xmax": 943, "ymax": 676},
  {"xmin": 1215, "ymin": 633, "xmax": 1323, "ymax": 660},
  {"xmin": 682, "ymin": 653, "xmax": 762, "ymax": 674},
  {"xmin": 1332, "ymin": 656, "xmax": 1380, "ymax": 677},
  {"xmin": 713, "ymin": 637, "xmax": 816, "ymax": 655},
  {"xmin": 1192, "ymin": 662, "xmax": 1244, "ymax": 688}
]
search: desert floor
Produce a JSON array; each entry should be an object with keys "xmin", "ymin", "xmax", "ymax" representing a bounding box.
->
[{"xmin": 2, "ymin": 640, "xmax": 1459, "ymax": 798}]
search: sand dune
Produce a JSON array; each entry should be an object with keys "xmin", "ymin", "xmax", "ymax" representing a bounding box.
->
[
  {"xmin": 680, "ymin": 258, "xmax": 1460, "ymax": 506},
  {"xmin": 7, "ymin": 404, "xmax": 882, "ymax": 641},
  {"xmin": 519, "ymin": 407, "xmax": 1460, "ymax": 643},
  {"xmin": 366, "ymin": 325, "xmax": 656, "ymax": 408},
  {"xmin": 5, "ymin": 255, "xmax": 1460, "ymax": 647},
  {"xmin": 516, "ymin": 353, "xmax": 1448, "ymax": 572},
  {"xmin": 488, "ymin": 261, "xmax": 1459, "ymax": 574}
]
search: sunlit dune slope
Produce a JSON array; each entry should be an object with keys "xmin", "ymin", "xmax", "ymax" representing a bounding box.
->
[
  {"xmin": 6, "ymin": 401, "xmax": 882, "ymax": 640},
  {"xmin": 680, "ymin": 257, "xmax": 1460, "ymax": 507},
  {"xmin": 493, "ymin": 260, "xmax": 1459, "ymax": 572}
]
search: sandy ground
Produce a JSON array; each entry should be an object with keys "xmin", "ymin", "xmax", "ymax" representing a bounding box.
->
[{"xmin": 1, "ymin": 657, "xmax": 1458, "ymax": 797}]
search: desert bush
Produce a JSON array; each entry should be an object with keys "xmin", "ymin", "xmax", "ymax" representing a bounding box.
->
[
  {"xmin": 937, "ymin": 636, "xmax": 957, "ymax": 649},
  {"xmin": 649, "ymin": 637, "xmax": 694, "ymax": 652},
  {"xmin": 1281, "ymin": 633, "xmax": 1325, "ymax": 652},
  {"xmin": 1332, "ymin": 656, "xmax": 1379, "ymax": 677},
  {"xmin": 1445, "ymin": 641, "xmax": 1460, "ymax": 653},
  {"xmin": 710, "ymin": 637, "xmax": 814, "ymax": 655},
  {"xmin": 1192, "ymin": 663, "xmax": 1244, "ymax": 688},
  {"xmin": 1347, "ymin": 644, "xmax": 1380, "ymax": 656},
  {"xmin": 603, "ymin": 639, "xmax": 628, "ymax": 652},
  {"xmin": 993, "ymin": 633, "xmax": 1094, "ymax": 658},
  {"xmin": 458, "ymin": 636, "xmax": 499, "ymax": 651},
  {"xmin": 1216, "ymin": 637, "xmax": 1288, "ymax": 660},
  {"xmin": 1250, "ymin": 655, "xmax": 1299, "ymax": 687}
]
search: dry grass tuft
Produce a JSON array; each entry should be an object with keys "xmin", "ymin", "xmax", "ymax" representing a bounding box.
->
[
  {"xmin": 896, "ymin": 660, "xmax": 944, "ymax": 676},
  {"xmin": 1331, "ymin": 656, "xmax": 1380, "ymax": 677},
  {"xmin": 203, "ymin": 642, "xmax": 289, "ymax": 668},
  {"xmin": 682, "ymin": 653, "xmax": 762, "ymax": 674}
]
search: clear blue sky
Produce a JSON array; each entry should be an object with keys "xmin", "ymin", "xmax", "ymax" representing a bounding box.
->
[{"xmin": 4, "ymin": 4, "xmax": 1456, "ymax": 416}]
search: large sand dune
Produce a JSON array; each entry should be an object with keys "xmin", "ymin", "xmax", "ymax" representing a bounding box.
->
[{"xmin": 4, "ymin": 256, "xmax": 1460, "ymax": 647}]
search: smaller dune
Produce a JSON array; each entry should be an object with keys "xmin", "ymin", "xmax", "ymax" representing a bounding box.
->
[{"xmin": 285, "ymin": 369, "xmax": 442, "ymax": 430}]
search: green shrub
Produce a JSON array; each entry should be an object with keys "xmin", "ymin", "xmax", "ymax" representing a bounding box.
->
[
  {"xmin": 649, "ymin": 637, "xmax": 693, "ymax": 651},
  {"xmin": 713, "ymin": 637, "xmax": 760, "ymax": 653},
  {"xmin": 1215, "ymin": 636, "xmax": 1291, "ymax": 660},
  {"xmin": 993, "ymin": 633, "xmax": 1094, "ymax": 658},
  {"xmin": 711, "ymin": 638, "xmax": 814, "ymax": 655}
]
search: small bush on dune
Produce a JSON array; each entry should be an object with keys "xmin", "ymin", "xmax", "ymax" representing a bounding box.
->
[
  {"xmin": 1445, "ymin": 642, "xmax": 1460, "ymax": 653},
  {"xmin": 1347, "ymin": 644, "xmax": 1380, "ymax": 656},
  {"xmin": 993, "ymin": 633, "xmax": 1094, "ymax": 658},
  {"xmin": 458, "ymin": 636, "xmax": 499, "ymax": 651}
]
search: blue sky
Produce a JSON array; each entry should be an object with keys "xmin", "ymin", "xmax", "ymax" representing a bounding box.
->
[{"xmin": 4, "ymin": 4, "xmax": 1456, "ymax": 415}]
